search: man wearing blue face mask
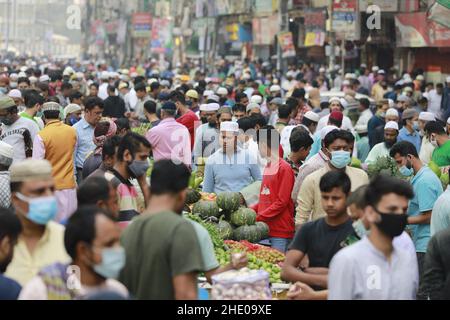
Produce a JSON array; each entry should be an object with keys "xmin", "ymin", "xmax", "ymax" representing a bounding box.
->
[
  {"xmin": 18, "ymin": 206, "xmax": 129, "ymax": 300},
  {"xmin": 5, "ymin": 159, "xmax": 70, "ymax": 286},
  {"xmin": 390, "ymin": 141, "xmax": 443, "ymax": 299},
  {"xmin": 398, "ymin": 108, "xmax": 421, "ymax": 153},
  {"xmin": 296, "ymin": 129, "xmax": 369, "ymax": 226}
]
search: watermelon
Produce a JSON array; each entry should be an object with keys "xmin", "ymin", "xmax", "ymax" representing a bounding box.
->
[
  {"xmin": 192, "ymin": 201, "xmax": 220, "ymax": 219},
  {"xmin": 233, "ymin": 225, "xmax": 261, "ymax": 243},
  {"xmin": 230, "ymin": 207, "xmax": 257, "ymax": 226},
  {"xmin": 186, "ymin": 188, "xmax": 201, "ymax": 205},
  {"xmin": 216, "ymin": 192, "xmax": 241, "ymax": 212},
  {"xmin": 255, "ymin": 222, "xmax": 270, "ymax": 239},
  {"xmin": 217, "ymin": 220, "xmax": 234, "ymax": 240}
]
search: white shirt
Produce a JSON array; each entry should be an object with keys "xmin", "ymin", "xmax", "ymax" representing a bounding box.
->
[
  {"xmin": 0, "ymin": 117, "xmax": 39, "ymax": 164},
  {"xmin": 328, "ymin": 236, "xmax": 418, "ymax": 300},
  {"xmin": 425, "ymin": 89, "xmax": 442, "ymax": 118},
  {"xmin": 419, "ymin": 136, "xmax": 436, "ymax": 165},
  {"xmin": 280, "ymin": 124, "xmax": 313, "ymax": 158},
  {"xmin": 98, "ymin": 83, "xmax": 109, "ymax": 100},
  {"xmin": 354, "ymin": 109, "xmax": 373, "ymax": 135},
  {"xmin": 125, "ymin": 88, "xmax": 138, "ymax": 111}
]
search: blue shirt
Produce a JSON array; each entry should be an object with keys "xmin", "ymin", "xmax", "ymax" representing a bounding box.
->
[
  {"xmin": 202, "ymin": 148, "xmax": 262, "ymax": 194},
  {"xmin": 0, "ymin": 274, "xmax": 21, "ymax": 300},
  {"xmin": 407, "ymin": 166, "xmax": 443, "ymax": 253},
  {"xmin": 306, "ymin": 131, "xmax": 322, "ymax": 160},
  {"xmin": 398, "ymin": 127, "xmax": 421, "ymax": 153},
  {"xmin": 73, "ymin": 118, "xmax": 96, "ymax": 169}
]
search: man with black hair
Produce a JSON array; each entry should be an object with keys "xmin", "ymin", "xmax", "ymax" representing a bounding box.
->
[
  {"xmin": 283, "ymin": 171, "xmax": 353, "ymax": 289},
  {"xmin": 132, "ymin": 82, "xmax": 150, "ymax": 121},
  {"xmin": 328, "ymin": 175, "xmax": 418, "ymax": 300},
  {"xmin": 143, "ymin": 100, "xmax": 160, "ymax": 127},
  {"xmin": 114, "ymin": 118, "xmax": 131, "ymax": 137},
  {"xmin": 232, "ymin": 104, "xmax": 246, "ymax": 121},
  {"xmin": 73, "ymin": 97, "xmax": 104, "ymax": 184},
  {"xmin": 146, "ymin": 101, "xmax": 191, "ymax": 167},
  {"xmin": 103, "ymin": 85, "xmax": 126, "ymax": 119},
  {"xmin": 106, "ymin": 132, "xmax": 151, "ymax": 221},
  {"xmin": 286, "ymin": 128, "xmax": 313, "ymax": 177},
  {"xmin": 397, "ymin": 108, "xmax": 421, "ymax": 153},
  {"xmin": 280, "ymin": 111, "xmax": 319, "ymax": 158},
  {"xmin": 149, "ymin": 81, "xmax": 160, "ymax": 101},
  {"xmin": 77, "ymin": 178, "xmax": 119, "ymax": 219},
  {"xmin": 32, "ymin": 102, "xmax": 77, "ymax": 222},
  {"xmin": 69, "ymin": 90, "xmax": 83, "ymax": 106},
  {"xmin": 354, "ymin": 98, "xmax": 373, "ymax": 135},
  {"xmin": 297, "ymin": 129, "xmax": 369, "ymax": 225},
  {"xmin": 19, "ymin": 206, "xmax": 128, "ymax": 300},
  {"xmin": 20, "ymin": 89, "xmax": 45, "ymax": 129},
  {"xmin": 58, "ymin": 82, "xmax": 73, "ymax": 107},
  {"xmin": 173, "ymin": 90, "xmax": 199, "ymax": 150},
  {"xmin": 365, "ymin": 121, "xmax": 399, "ymax": 165},
  {"xmin": 390, "ymin": 141, "xmax": 443, "ymax": 291},
  {"xmin": 274, "ymin": 104, "xmax": 291, "ymax": 134},
  {"xmin": 120, "ymin": 160, "xmax": 204, "ymax": 300},
  {"xmin": 0, "ymin": 96, "xmax": 39, "ymax": 164},
  {"xmin": 0, "ymin": 208, "xmax": 22, "ymax": 300},
  {"xmin": 88, "ymin": 83, "xmax": 99, "ymax": 98},
  {"xmin": 425, "ymin": 121, "xmax": 450, "ymax": 166},
  {"xmin": 235, "ymin": 92, "xmax": 249, "ymax": 107},
  {"xmin": 256, "ymin": 126, "xmax": 295, "ymax": 253}
]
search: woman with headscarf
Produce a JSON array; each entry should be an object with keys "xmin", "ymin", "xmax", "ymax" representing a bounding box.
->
[{"xmin": 82, "ymin": 118, "xmax": 117, "ymax": 179}]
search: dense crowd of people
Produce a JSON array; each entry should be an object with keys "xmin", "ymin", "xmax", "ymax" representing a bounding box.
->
[{"xmin": 0, "ymin": 56, "xmax": 450, "ymax": 300}]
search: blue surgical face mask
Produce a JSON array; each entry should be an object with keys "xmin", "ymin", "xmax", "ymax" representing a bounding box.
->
[
  {"xmin": 400, "ymin": 165, "xmax": 413, "ymax": 177},
  {"xmin": 93, "ymin": 247, "xmax": 126, "ymax": 279},
  {"xmin": 413, "ymin": 121, "xmax": 420, "ymax": 131},
  {"xmin": 16, "ymin": 193, "xmax": 58, "ymax": 225},
  {"xmin": 0, "ymin": 87, "xmax": 7, "ymax": 94},
  {"xmin": 353, "ymin": 219, "xmax": 370, "ymax": 239},
  {"xmin": 329, "ymin": 150, "xmax": 351, "ymax": 169}
]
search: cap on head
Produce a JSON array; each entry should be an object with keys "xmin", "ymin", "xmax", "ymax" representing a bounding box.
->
[
  {"xmin": 418, "ymin": 112, "xmax": 435, "ymax": 122},
  {"xmin": 216, "ymin": 87, "xmax": 228, "ymax": 96},
  {"xmin": 10, "ymin": 159, "xmax": 53, "ymax": 182},
  {"xmin": 220, "ymin": 121, "xmax": 239, "ymax": 133},
  {"xmin": 64, "ymin": 104, "xmax": 82, "ymax": 118},
  {"xmin": 270, "ymin": 97, "xmax": 284, "ymax": 107},
  {"xmin": 0, "ymin": 96, "xmax": 16, "ymax": 110},
  {"xmin": 384, "ymin": 121, "xmax": 399, "ymax": 131},
  {"xmin": 208, "ymin": 94, "xmax": 220, "ymax": 103},
  {"xmin": 7, "ymin": 89, "xmax": 22, "ymax": 99},
  {"xmin": 186, "ymin": 89, "xmax": 198, "ymax": 100},
  {"xmin": 304, "ymin": 111, "xmax": 320, "ymax": 123},
  {"xmin": 401, "ymin": 108, "xmax": 418, "ymax": 121},
  {"xmin": 386, "ymin": 108, "xmax": 399, "ymax": 118},
  {"xmin": 250, "ymin": 95, "xmax": 263, "ymax": 104},
  {"xmin": 41, "ymin": 102, "xmax": 61, "ymax": 112},
  {"xmin": 329, "ymin": 111, "xmax": 344, "ymax": 122},
  {"xmin": 161, "ymin": 101, "xmax": 177, "ymax": 112},
  {"xmin": 246, "ymin": 103, "xmax": 261, "ymax": 113},
  {"xmin": 270, "ymin": 85, "xmax": 281, "ymax": 93},
  {"xmin": 0, "ymin": 141, "xmax": 14, "ymax": 165}
]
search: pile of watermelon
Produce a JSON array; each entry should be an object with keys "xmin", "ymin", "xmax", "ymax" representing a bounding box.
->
[{"xmin": 188, "ymin": 191, "xmax": 270, "ymax": 244}]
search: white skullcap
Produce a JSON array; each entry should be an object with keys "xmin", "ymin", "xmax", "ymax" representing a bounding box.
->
[
  {"xmin": 41, "ymin": 102, "xmax": 61, "ymax": 112},
  {"xmin": 343, "ymin": 80, "xmax": 351, "ymax": 86},
  {"xmin": 388, "ymin": 99, "xmax": 395, "ymax": 108},
  {"xmin": 208, "ymin": 94, "xmax": 220, "ymax": 102},
  {"xmin": 220, "ymin": 121, "xmax": 239, "ymax": 133},
  {"xmin": 386, "ymin": 108, "xmax": 399, "ymax": 118},
  {"xmin": 250, "ymin": 95, "xmax": 263, "ymax": 104},
  {"xmin": 372, "ymin": 66, "xmax": 379, "ymax": 72},
  {"xmin": 416, "ymin": 75, "xmax": 424, "ymax": 81},
  {"xmin": 18, "ymin": 72, "xmax": 27, "ymax": 78},
  {"xmin": 378, "ymin": 69, "xmax": 386, "ymax": 75},
  {"xmin": 148, "ymin": 78, "xmax": 158, "ymax": 85},
  {"xmin": 100, "ymin": 71, "xmax": 109, "ymax": 80},
  {"xmin": 304, "ymin": 111, "xmax": 320, "ymax": 123},
  {"xmin": 0, "ymin": 141, "xmax": 14, "ymax": 159},
  {"xmin": 200, "ymin": 103, "xmax": 220, "ymax": 112},
  {"xmin": 319, "ymin": 67, "xmax": 326, "ymax": 73},
  {"xmin": 345, "ymin": 73, "xmax": 352, "ymax": 79},
  {"xmin": 39, "ymin": 75, "xmax": 50, "ymax": 82},
  {"xmin": 246, "ymin": 103, "xmax": 261, "ymax": 113},
  {"xmin": 216, "ymin": 87, "xmax": 228, "ymax": 96},
  {"xmin": 385, "ymin": 121, "xmax": 399, "ymax": 131},
  {"xmin": 8, "ymin": 89, "xmax": 22, "ymax": 99},
  {"xmin": 320, "ymin": 125, "xmax": 339, "ymax": 140},
  {"xmin": 20, "ymin": 66, "xmax": 27, "ymax": 72},
  {"xmin": 64, "ymin": 104, "xmax": 82, "ymax": 118},
  {"xmin": 328, "ymin": 97, "xmax": 341, "ymax": 105},
  {"xmin": 203, "ymin": 90, "xmax": 214, "ymax": 97},
  {"xmin": 403, "ymin": 87, "xmax": 413, "ymax": 93},
  {"xmin": 29, "ymin": 76, "xmax": 37, "ymax": 83},
  {"xmin": 270, "ymin": 85, "xmax": 281, "ymax": 92},
  {"xmin": 419, "ymin": 112, "xmax": 435, "ymax": 122},
  {"xmin": 9, "ymin": 73, "xmax": 18, "ymax": 80}
]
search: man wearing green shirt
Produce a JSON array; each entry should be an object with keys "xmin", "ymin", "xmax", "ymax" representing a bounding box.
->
[
  {"xmin": 119, "ymin": 160, "xmax": 204, "ymax": 300},
  {"xmin": 21, "ymin": 90, "xmax": 44, "ymax": 130},
  {"xmin": 425, "ymin": 121, "xmax": 450, "ymax": 167}
]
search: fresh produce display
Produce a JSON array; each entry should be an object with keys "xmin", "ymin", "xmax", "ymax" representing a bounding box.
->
[
  {"xmin": 186, "ymin": 189, "xmax": 201, "ymax": 205},
  {"xmin": 255, "ymin": 222, "xmax": 270, "ymax": 239},
  {"xmin": 224, "ymin": 240, "xmax": 285, "ymax": 264},
  {"xmin": 216, "ymin": 219, "xmax": 234, "ymax": 240},
  {"xmin": 211, "ymin": 268, "xmax": 272, "ymax": 300},
  {"xmin": 192, "ymin": 200, "xmax": 220, "ymax": 219},
  {"xmin": 186, "ymin": 214, "xmax": 224, "ymax": 250},
  {"xmin": 200, "ymin": 192, "xmax": 217, "ymax": 201},
  {"xmin": 428, "ymin": 162, "xmax": 449, "ymax": 189},
  {"xmin": 233, "ymin": 225, "xmax": 260, "ymax": 243},
  {"xmin": 230, "ymin": 207, "xmax": 257, "ymax": 226},
  {"xmin": 188, "ymin": 172, "xmax": 203, "ymax": 190},
  {"xmin": 216, "ymin": 192, "xmax": 241, "ymax": 212},
  {"xmin": 350, "ymin": 157, "xmax": 362, "ymax": 169},
  {"xmin": 428, "ymin": 161, "xmax": 441, "ymax": 177},
  {"xmin": 131, "ymin": 123, "xmax": 151, "ymax": 136},
  {"xmin": 367, "ymin": 156, "xmax": 405, "ymax": 179}
]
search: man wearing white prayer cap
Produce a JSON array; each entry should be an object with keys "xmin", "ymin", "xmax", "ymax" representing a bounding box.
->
[
  {"xmin": 316, "ymin": 97, "xmax": 355, "ymax": 134},
  {"xmin": 208, "ymin": 94, "xmax": 220, "ymax": 103},
  {"xmin": 250, "ymin": 95, "xmax": 263, "ymax": 105},
  {"xmin": 418, "ymin": 112, "xmax": 437, "ymax": 164},
  {"xmin": 202, "ymin": 121, "xmax": 261, "ymax": 194},
  {"xmin": 365, "ymin": 121, "xmax": 399, "ymax": 165},
  {"xmin": 0, "ymin": 141, "xmax": 14, "ymax": 208},
  {"xmin": 193, "ymin": 103, "xmax": 222, "ymax": 163},
  {"xmin": 39, "ymin": 75, "xmax": 50, "ymax": 83}
]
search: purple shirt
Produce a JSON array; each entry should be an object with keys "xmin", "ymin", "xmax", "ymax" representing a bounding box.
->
[{"xmin": 146, "ymin": 118, "xmax": 191, "ymax": 167}]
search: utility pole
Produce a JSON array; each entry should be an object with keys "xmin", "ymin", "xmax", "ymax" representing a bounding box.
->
[
  {"xmin": 277, "ymin": 0, "xmax": 288, "ymax": 75},
  {"xmin": 329, "ymin": 0, "xmax": 336, "ymax": 72}
]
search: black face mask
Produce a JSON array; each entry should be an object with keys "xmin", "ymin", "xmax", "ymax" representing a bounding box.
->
[{"xmin": 374, "ymin": 209, "xmax": 408, "ymax": 238}]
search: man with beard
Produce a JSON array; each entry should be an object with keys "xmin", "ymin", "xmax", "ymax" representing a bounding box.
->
[
  {"xmin": 193, "ymin": 103, "xmax": 221, "ymax": 164},
  {"xmin": 0, "ymin": 208, "xmax": 22, "ymax": 300},
  {"xmin": 365, "ymin": 121, "xmax": 399, "ymax": 165},
  {"xmin": 104, "ymin": 133, "xmax": 151, "ymax": 222}
]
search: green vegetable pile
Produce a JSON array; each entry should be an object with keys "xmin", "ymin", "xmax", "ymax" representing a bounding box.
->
[
  {"xmin": 367, "ymin": 156, "xmax": 406, "ymax": 179},
  {"xmin": 131, "ymin": 123, "xmax": 152, "ymax": 136},
  {"xmin": 186, "ymin": 214, "xmax": 224, "ymax": 250}
]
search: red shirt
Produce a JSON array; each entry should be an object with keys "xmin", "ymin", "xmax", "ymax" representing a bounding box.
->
[
  {"xmin": 255, "ymin": 159, "xmax": 295, "ymax": 239},
  {"xmin": 176, "ymin": 110, "xmax": 198, "ymax": 151}
]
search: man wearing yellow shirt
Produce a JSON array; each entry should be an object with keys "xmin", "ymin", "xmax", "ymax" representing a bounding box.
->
[
  {"xmin": 371, "ymin": 70, "xmax": 388, "ymax": 102},
  {"xmin": 5, "ymin": 159, "xmax": 70, "ymax": 286},
  {"xmin": 296, "ymin": 129, "xmax": 369, "ymax": 226}
]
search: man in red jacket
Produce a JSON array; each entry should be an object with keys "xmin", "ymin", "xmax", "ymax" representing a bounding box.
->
[{"xmin": 256, "ymin": 125, "xmax": 295, "ymax": 253}]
